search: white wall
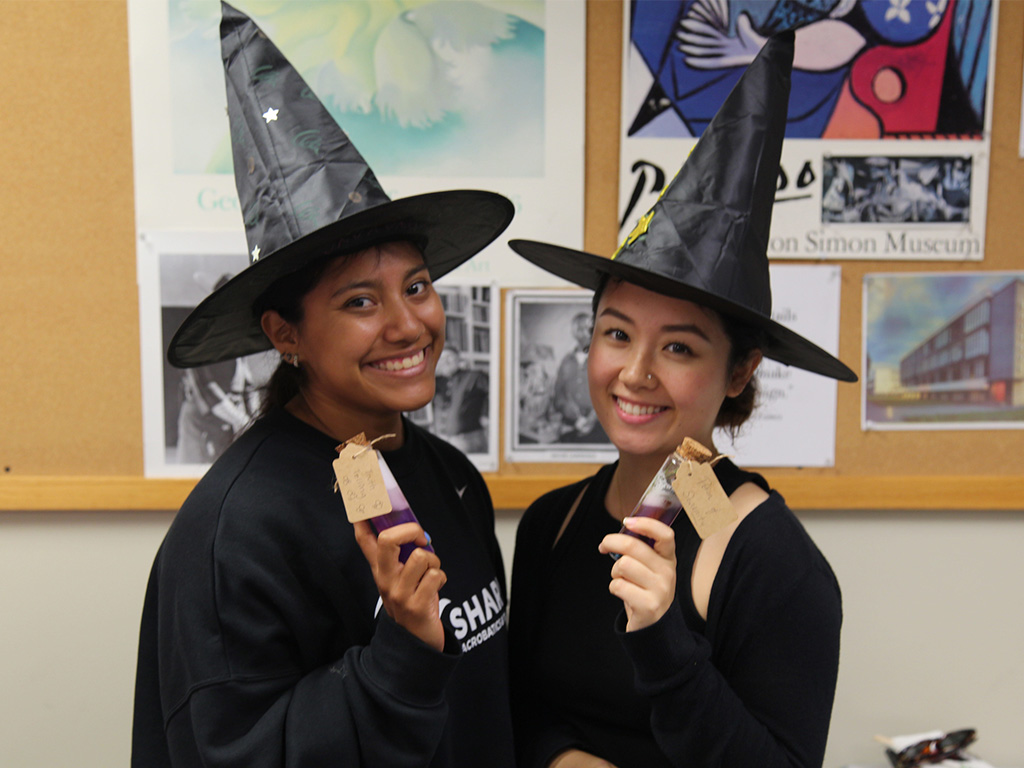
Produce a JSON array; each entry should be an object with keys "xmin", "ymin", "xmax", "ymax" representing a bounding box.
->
[
  {"xmin": 1, "ymin": 508, "xmax": 1021, "ymax": 768},
  {"xmin": 795, "ymin": 509, "xmax": 1024, "ymax": 768},
  {"xmin": 0, "ymin": 510, "xmax": 175, "ymax": 768}
]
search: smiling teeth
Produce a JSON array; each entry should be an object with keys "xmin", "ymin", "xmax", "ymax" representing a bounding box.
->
[
  {"xmin": 617, "ymin": 397, "xmax": 665, "ymax": 416},
  {"xmin": 373, "ymin": 349, "xmax": 425, "ymax": 371}
]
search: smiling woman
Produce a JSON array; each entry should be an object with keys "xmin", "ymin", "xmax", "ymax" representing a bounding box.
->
[
  {"xmin": 508, "ymin": 32, "xmax": 856, "ymax": 768},
  {"xmin": 257, "ymin": 242, "xmax": 446, "ymax": 448},
  {"xmin": 131, "ymin": 5, "xmax": 516, "ymax": 767},
  {"xmin": 587, "ymin": 281, "xmax": 760, "ymax": 460}
]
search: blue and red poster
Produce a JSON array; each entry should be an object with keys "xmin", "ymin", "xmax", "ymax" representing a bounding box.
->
[{"xmin": 619, "ymin": 0, "xmax": 996, "ymax": 261}]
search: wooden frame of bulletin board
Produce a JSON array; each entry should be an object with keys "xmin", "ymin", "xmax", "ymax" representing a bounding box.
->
[{"xmin": 2, "ymin": 1, "xmax": 1023, "ymax": 512}]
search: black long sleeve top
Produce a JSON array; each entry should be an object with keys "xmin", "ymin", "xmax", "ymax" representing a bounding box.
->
[{"xmin": 509, "ymin": 461, "xmax": 841, "ymax": 768}]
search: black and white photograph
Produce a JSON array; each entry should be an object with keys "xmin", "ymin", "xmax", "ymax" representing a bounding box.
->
[
  {"xmin": 504, "ymin": 289, "xmax": 615, "ymax": 463},
  {"xmin": 159, "ymin": 252, "xmax": 277, "ymax": 470},
  {"xmin": 822, "ymin": 155, "xmax": 972, "ymax": 224},
  {"xmin": 406, "ymin": 284, "xmax": 499, "ymax": 471},
  {"xmin": 139, "ymin": 232, "xmax": 276, "ymax": 476}
]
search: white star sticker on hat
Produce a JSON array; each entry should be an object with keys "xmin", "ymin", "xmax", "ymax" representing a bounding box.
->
[
  {"xmin": 262, "ymin": 107, "xmax": 279, "ymax": 123},
  {"xmin": 251, "ymin": 244, "xmax": 261, "ymax": 261}
]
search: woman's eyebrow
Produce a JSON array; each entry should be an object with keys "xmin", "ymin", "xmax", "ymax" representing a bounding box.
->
[
  {"xmin": 598, "ymin": 307, "xmax": 633, "ymax": 323},
  {"xmin": 404, "ymin": 263, "xmax": 430, "ymax": 280},
  {"xmin": 600, "ymin": 307, "xmax": 711, "ymax": 342},
  {"xmin": 329, "ymin": 278, "xmax": 374, "ymax": 300},
  {"xmin": 662, "ymin": 323, "xmax": 711, "ymax": 342},
  {"xmin": 330, "ymin": 263, "xmax": 429, "ymax": 299}
]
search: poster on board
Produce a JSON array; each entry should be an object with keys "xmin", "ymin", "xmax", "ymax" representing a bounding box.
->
[
  {"xmin": 863, "ymin": 271, "xmax": 1024, "ymax": 430},
  {"xmin": 137, "ymin": 231, "xmax": 277, "ymax": 477},
  {"xmin": 716, "ymin": 264, "xmax": 843, "ymax": 467},
  {"xmin": 129, "ymin": 1, "xmax": 586, "ymax": 475},
  {"xmin": 504, "ymin": 290, "xmax": 617, "ymax": 464},
  {"xmin": 620, "ymin": 0, "xmax": 997, "ymax": 261},
  {"xmin": 128, "ymin": 0, "xmax": 584, "ymax": 286}
]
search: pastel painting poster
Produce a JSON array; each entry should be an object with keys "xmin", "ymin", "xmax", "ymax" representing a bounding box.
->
[
  {"xmin": 620, "ymin": 0, "xmax": 996, "ymax": 261},
  {"xmin": 168, "ymin": 0, "xmax": 546, "ymax": 178},
  {"xmin": 863, "ymin": 272, "xmax": 1024, "ymax": 430},
  {"xmin": 129, "ymin": 0, "xmax": 585, "ymax": 286}
]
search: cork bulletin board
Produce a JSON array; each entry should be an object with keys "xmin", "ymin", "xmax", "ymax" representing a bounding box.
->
[{"xmin": 1, "ymin": 0, "xmax": 1023, "ymax": 511}]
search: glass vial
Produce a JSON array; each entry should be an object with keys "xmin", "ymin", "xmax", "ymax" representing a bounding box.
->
[
  {"xmin": 613, "ymin": 450, "xmax": 684, "ymax": 553},
  {"xmin": 368, "ymin": 451, "xmax": 435, "ymax": 563}
]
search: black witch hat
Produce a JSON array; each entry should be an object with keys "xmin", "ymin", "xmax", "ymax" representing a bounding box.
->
[
  {"xmin": 510, "ymin": 32, "xmax": 855, "ymax": 382},
  {"xmin": 168, "ymin": 2, "xmax": 514, "ymax": 368}
]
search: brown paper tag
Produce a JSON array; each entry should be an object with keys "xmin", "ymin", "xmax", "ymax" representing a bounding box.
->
[
  {"xmin": 333, "ymin": 434, "xmax": 393, "ymax": 523},
  {"xmin": 670, "ymin": 441, "xmax": 736, "ymax": 540}
]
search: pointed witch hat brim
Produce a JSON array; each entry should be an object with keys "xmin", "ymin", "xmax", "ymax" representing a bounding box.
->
[
  {"xmin": 167, "ymin": 3, "xmax": 513, "ymax": 368},
  {"xmin": 510, "ymin": 32, "xmax": 855, "ymax": 383}
]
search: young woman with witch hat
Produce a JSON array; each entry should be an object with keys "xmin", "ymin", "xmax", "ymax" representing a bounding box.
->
[
  {"xmin": 132, "ymin": 4, "xmax": 516, "ymax": 766},
  {"xmin": 508, "ymin": 32, "xmax": 857, "ymax": 768}
]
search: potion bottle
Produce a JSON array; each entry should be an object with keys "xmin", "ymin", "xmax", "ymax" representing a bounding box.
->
[
  {"xmin": 613, "ymin": 451, "xmax": 685, "ymax": 554},
  {"xmin": 369, "ymin": 452, "xmax": 435, "ymax": 563}
]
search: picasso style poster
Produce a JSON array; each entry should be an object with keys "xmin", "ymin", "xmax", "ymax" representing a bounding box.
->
[{"xmin": 620, "ymin": 0, "xmax": 996, "ymax": 261}]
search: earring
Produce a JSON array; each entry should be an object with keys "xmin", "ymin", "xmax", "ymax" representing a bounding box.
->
[{"xmin": 282, "ymin": 352, "xmax": 300, "ymax": 368}]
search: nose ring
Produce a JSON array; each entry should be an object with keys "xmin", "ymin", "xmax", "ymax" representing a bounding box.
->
[{"xmin": 646, "ymin": 374, "xmax": 653, "ymax": 381}]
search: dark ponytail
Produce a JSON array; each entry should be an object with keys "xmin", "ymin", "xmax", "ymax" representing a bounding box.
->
[
  {"xmin": 252, "ymin": 255, "xmax": 334, "ymax": 415},
  {"xmin": 715, "ymin": 313, "xmax": 765, "ymax": 437}
]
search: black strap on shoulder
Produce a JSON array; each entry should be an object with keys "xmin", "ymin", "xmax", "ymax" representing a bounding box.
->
[{"xmin": 713, "ymin": 457, "xmax": 770, "ymax": 496}]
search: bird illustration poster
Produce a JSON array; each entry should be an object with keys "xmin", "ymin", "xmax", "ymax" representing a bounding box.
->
[
  {"xmin": 128, "ymin": 0, "xmax": 585, "ymax": 287},
  {"xmin": 620, "ymin": 0, "xmax": 997, "ymax": 261}
]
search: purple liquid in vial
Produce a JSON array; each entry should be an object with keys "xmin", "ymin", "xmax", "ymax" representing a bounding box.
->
[
  {"xmin": 370, "ymin": 453, "xmax": 434, "ymax": 563},
  {"xmin": 621, "ymin": 498, "xmax": 683, "ymax": 548},
  {"xmin": 610, "ymin": 452, "xmax": 684, "ymax": 559}
]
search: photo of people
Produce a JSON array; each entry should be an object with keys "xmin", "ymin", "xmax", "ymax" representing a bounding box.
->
[
  {"xmin": 171, "ymin": 348, "xmax": 265, "ymax": 464},
  {"xmin": 823, "ymin": 155, "xmax": 972, "ymax": 223},
  {"xmin": 505, "ymin": 290, "xmax": 615, "ymax": 462},
  {"xmin": 553, "ymin": 311, "xmax": 608, "ymax": 443},
  {"xmin": 143, "ymin": 245, "xmax": 278, "ymax": 474},
  {"xmin": 863, "ymin": 271, "xmax": 1024, "ymax": 429},
  {"xmin": 406, "ymin": 284, "xmax": 499, "ymax": 471}
]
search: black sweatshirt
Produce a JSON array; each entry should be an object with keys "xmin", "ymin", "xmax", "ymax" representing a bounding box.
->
[{"xmin": 133, "ymin": 409, "xmax": 514, "ymax": 767}]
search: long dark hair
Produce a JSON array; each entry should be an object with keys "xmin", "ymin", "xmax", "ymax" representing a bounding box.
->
[{"xmin": 591, "ymin": 276, "xmax": 764, "ymax": 436}]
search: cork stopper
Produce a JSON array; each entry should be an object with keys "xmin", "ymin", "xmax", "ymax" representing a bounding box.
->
[{"xmin": 677, "ymin": 437, "xmax": 714, "ymax": 462}]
